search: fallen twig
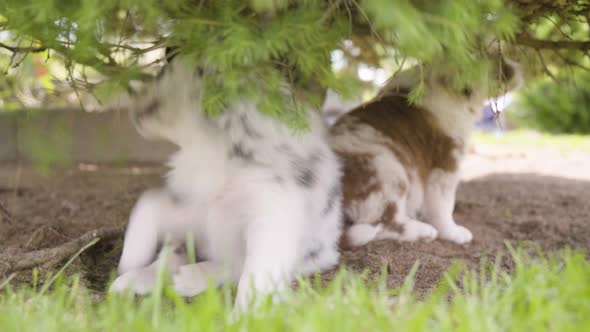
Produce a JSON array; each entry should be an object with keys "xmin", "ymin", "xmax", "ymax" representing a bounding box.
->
[
  {"xmin": 0, "ymin": 227, "xmax": 124, "ymax": 275},
  {"xmin": 40, "ymin": 237, "xmax": 103, "ymax": 294}
]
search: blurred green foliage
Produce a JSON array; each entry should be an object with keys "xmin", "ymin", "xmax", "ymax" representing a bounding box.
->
[
  {"xmin": 0, "ymin": 0, "xmax": 517, "ymax": 125},
  {"xmin": 508, "ymin": 71, "xmax": 590, "ymax": 134}
]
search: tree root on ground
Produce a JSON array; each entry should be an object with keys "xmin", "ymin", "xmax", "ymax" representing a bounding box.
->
[{"xmin": 0, "ymin": 227, "xmax": 124, "ymax": 276}]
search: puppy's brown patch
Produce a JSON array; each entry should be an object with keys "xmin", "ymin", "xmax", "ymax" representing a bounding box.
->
[
  {"xmin": 339, "ymin": 153, "xmax": 382, "ymax": 209},
  {"xmin": 380, "ymin": 202, "xmax": 405, "ymax": 234},
  {"xmin": 333, "ymin": 93, "xmax": 460, "ymax": 186}
]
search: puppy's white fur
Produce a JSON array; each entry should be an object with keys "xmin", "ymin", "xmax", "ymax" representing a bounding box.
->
[{"xmin": 110, "ymin": 60, "xmax": 343, "ymax": 312}]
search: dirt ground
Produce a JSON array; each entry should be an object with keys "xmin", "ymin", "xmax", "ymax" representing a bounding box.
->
[{"xmin": 0, "ymin": 139, "xmax": 589, "ymax": 292}]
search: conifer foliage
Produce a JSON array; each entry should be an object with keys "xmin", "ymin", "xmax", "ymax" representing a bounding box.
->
[{"xmin": 0, "ymin": 1, "xmax": 587, "ymax": 124}]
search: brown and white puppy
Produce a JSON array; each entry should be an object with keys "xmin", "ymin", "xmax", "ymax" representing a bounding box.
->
[{"xmin": 330, "ymin": 57, "xmax": 522, "ymax": 247}]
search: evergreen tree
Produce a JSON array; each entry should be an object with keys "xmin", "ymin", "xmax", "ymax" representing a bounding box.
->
[{"xmin": 0, "ymin": 1, "xmax": 588, "ymax": 126}]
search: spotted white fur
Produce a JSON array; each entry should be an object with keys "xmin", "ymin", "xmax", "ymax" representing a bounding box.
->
[{"xmin": 109, "ymin": 60, "xmax": 343, "ymax": 313}]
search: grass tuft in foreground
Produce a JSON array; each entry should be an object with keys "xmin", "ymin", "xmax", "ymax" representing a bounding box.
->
[{"xmin": 0, "ymin": 247, "xmax": 589, "ymax": 331}]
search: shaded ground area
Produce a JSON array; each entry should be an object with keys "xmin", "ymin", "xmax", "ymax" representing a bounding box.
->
[
  {"xmin": 338, "ymin": 173, "xmax": 590, "ymax": 291},
  {"xmin": 1, "ymin": 140, "xmax": 589, "ymax": 292}
]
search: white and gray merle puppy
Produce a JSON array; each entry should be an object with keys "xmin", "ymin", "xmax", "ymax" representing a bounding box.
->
[{"xmin": 109, "ymin": 60, "xmax": 343, "ymax": 311}]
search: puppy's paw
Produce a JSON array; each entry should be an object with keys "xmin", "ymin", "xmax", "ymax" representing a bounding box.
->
[
  {"xmin": 400, "ymin": 220, "xmax": 438, "ymax": 242},
  {"xmin": 437, "ymin": 224, "xmax": 473, "ymax": 244},
  {"xmin": 173, "ymin": 264, "xmax": 209, "ymax": 297},
  {"xmin": 377, "ymin": 220, "xmax": 438, "ymax": 243},
  {"xmin": 344, "ymin": 223, "xmax": 383, "ymax": 247},
  {"xmin": 109, "ymin": 269, "xmax": 156, "ymax": 295}
]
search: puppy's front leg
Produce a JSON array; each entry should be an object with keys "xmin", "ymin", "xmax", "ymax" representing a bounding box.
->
[
  {"xmin": 234, "ymin": 219, "xmax": 301, "ymax": 314},
  {"xmin": 112, "ymin": 189, "xmax": 196, "ymax": 295},
  {"xmin": 422, "ymin": 169, "xmax": 473, "ymax": 244},
  {"xmin": 117, "ymin": 189, "xmax": 171, "ymax": 274}
]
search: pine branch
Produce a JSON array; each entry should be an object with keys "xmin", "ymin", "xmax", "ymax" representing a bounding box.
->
[
  {"xmin": 516, "ymin": 35, "xmax": 590, "ymax": 51},
  {"xmin": 0, "ymin": 42, "xmax": 46, "ymax": 53},
  {"xmin": 105, "ymin": 40, "xmax": 167, "ymax": 55}
]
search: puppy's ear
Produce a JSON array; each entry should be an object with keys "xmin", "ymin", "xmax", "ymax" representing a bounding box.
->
[
  {"xmin": 156, "ymin": 46, "xmax": 180, "ymax": 80},
  {"xmin": 162, "ymin": 46, "xmax": 205, "ymax": 77},
  {"xmin": 165, "ymin": 46, "xmax": 180, "ymax": 63}
]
